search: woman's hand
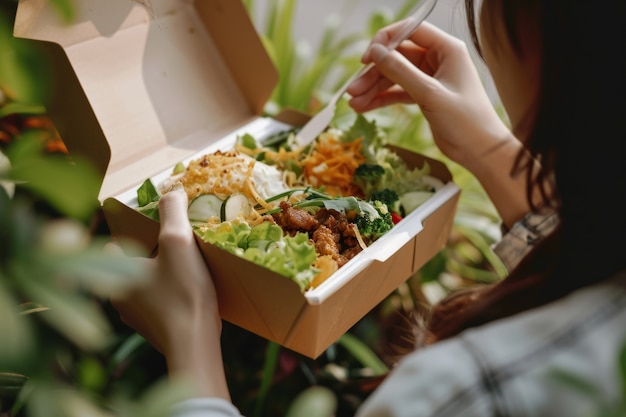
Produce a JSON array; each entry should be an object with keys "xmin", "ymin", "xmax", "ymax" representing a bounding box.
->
[
  {"xmin": 348, "ymin": 20, "xmax": 542, "ymax": 228},
  {"xmin": 109, "ymin": 189, "xmax": 230, "ymax": 400},
  {"xmin": 347, "ymin": 21, "xmax": 511, "ymax": 169}
]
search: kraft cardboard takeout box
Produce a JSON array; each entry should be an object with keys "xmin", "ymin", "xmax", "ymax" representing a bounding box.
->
[{"xmin": 13, "ymin": 0, "xmax": 460, "ymax": 358}]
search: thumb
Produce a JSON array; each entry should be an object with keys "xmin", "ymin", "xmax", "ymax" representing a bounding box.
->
[{"xmin": 158, "ymin": 188, "xmax": 191, "ymax": 240}]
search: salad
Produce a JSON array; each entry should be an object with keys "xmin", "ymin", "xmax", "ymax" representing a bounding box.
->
[{"xmin": 135, "ymin": 115, "xmax": 443, "ymax": 292}]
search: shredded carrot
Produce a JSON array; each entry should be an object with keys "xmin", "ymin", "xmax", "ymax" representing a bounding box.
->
[{"xmin": 301, "ymin": 135, "xmax": 366, "ymax": 196}]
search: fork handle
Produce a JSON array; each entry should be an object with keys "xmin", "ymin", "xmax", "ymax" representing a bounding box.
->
[{"xmin": 336, "ymin": 0, "xmax": 436, "ymax": 101}]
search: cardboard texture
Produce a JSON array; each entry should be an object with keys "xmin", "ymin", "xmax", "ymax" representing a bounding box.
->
[{"xmin": 14, "ymin": 0, "xmax": 460, "ymax": 358}]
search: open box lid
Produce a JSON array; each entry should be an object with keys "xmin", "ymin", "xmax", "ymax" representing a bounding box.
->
[
  {"xmin": 13, "ymin": 0, "xmax": 278, "ymax": 200},
  {"xmin": 12, "ymin": 0, "xmax": 463, "ymax": 359}
]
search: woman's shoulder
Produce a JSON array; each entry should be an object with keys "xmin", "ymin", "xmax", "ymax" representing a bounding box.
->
[
  {"xmin": 461, "ymin": 269, "xmax": 626, "ymax": 359},
  {"xmin": 457, "ymin": 270, "xmax": 626, "ymax": 415},
  {"xmin": 357, "ymin": 271, "xmax": 626, "ymax": 417}
]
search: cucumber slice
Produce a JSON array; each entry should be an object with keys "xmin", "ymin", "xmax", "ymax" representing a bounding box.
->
[
  {"xmin": 221, "ymin": 193, "xmax": 251, "ymax": 221},
  {"xmin": 422, "ymin": 175, "xmax": 446, "ymax": 191},
  {"xmin": 188, "ymin": 194, "xmax": 224, "ymax": 222},
  {"xmin": 399, "ymin": 190, "xmax": 434, "ymax": 214}
]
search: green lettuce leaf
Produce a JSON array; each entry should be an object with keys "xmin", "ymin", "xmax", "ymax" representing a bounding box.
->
[{"xmin": 198, "ymin": 221, "xmax": 319, "ymax": 291}]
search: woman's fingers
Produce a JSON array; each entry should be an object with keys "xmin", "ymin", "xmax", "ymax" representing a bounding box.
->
[
  {"xmin": 348, "ymin": 21, "xmax": 455, "ymax": 112},
  {"xmin": 347, "ymin": 65, "xmax": 404, "ymax": 111},
  {"xmin": 349, "ymin": 84, "xmax": 413, "ymax": 113},
  {"xmin": 157, "ymin": 188, "xmax": 216, "ymax": 295},
  {"xmin": 157, "ymin": 188, "xmax": 191, "ymax": 243},
  {"xmin": 349, "ymin": 42, "xmax": 439, "ymax": 112},
  {"xmin": 373, "ymin": 43, "xmax": 440, "ymax": 102},
  {"xmin": 404, "ymin": 21, "xmax": 451, "ymax": 51}
]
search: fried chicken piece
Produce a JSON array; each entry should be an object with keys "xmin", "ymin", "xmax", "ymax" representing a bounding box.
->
[{"xmin": 272, "ymin": 201, "xmax": 319, "ymax": 235}]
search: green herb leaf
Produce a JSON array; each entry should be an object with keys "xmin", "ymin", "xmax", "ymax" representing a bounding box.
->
[{"xmin": 136, "ymin": 179, "xmax": 160, "ymax": 207}]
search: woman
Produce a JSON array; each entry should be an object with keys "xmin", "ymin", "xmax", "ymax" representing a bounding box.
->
[{"xmin": 111, "ymin": 0, "xmax": 626, "ymax": 415}]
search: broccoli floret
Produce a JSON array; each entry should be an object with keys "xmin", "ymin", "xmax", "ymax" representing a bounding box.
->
[
  {"xmin": 354, "ymin": 163, "xmax": 385, "ymax": 198},
  {"xmin": 353, "ymin": 200, "xmax": 394, "ymax": 241},
  {"xmin": 370, "ymin": 188, "xmax": 399, "ymax": 213},
  {"xmin": 354, "ymin": 163, "xmax": 385, "ymax": 180}
]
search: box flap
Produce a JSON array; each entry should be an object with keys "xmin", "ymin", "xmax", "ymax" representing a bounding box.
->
[
  {"xmin": 12, "ymin": 0, "xmax": 463, "ymax": 359},
  {"xmin": 13, "ymin": 0, "xmax": 278, "ymax": 200}
]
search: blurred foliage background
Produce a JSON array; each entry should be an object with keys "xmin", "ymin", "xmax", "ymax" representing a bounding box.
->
[{"xmin": 0, "ymin": 0, "xmax": 511, "ymax": 416}]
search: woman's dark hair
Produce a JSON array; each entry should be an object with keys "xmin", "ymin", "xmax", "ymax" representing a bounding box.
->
[{"xmin": 424, "ymin": 0, "xmax": 626, "ymax": 342}]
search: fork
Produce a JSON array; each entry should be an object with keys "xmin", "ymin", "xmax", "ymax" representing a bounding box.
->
[{"xmin": 294, "ymin": 0, "xmax": 438, "ymax": 148}]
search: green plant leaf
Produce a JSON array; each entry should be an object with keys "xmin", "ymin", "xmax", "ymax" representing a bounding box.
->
[
  {"xmin": 253, "ymin": 341, "xmax": 280, "ymax": 417},
  {"xmin": 77, "ymin": 356, "xmax": 106, "ymax": 392},
  {"xmin": 109, "ymin": 333, "xmax": 147, "ymax": 372},
  {"xmin": 7, "ymin": 131, "xmax": 101, "ymax": 221},
  {"xmin": 453, "ymin": 223, "xmax": 508, "ymax": 279},
  {"xmin": 446, "ymin": 257, "xmax": 502, "ymax": 284},
  {"xmin": 0, "ymin": 14, "xmax": 51, "ymax": 105},
  {"xmin": 116, "ymin": 376, "xmax": 189, "ymax": 417},
  {"xmin": 11, "ymin": 262, "xmax": 112, "ymax": 352},
  {"xmin": 28, "ymin": 385, "xmax": 115, "ymax": 417},
  {"xmin": 36, "ymin": 245, "xmax": 147, "ymax": 297},
  {"xmin": 0, "ymin": 278, "xmax": 34, "ymax": 365},
  {"xmin": 395, "ymin": 0, "xmax": 424, "ymax": 20},
  {"xmin": 337, "ymin": 333, "xmax": 388, "ymax": 376},
  {"xmin": 0, "ymin": 372, "xmax": 29, "ymax": 415},
  {"xmin": 367, "ymin": 10, "xmax": 393, "ymax": 38},
  {"xmin": 0, "ymin": 102, "xmax": 46, "ymax": 118}
]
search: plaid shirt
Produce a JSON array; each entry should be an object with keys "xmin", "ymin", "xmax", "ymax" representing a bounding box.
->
[{"xmin": 356, "ymin": 272, "xmax": 626, "ymax": 416}]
